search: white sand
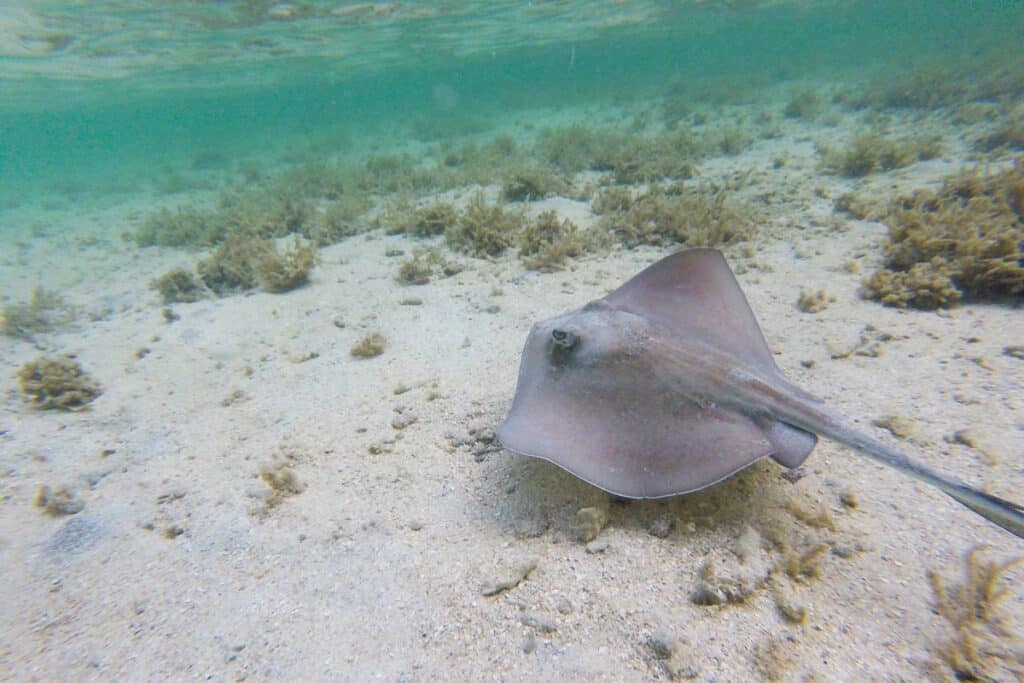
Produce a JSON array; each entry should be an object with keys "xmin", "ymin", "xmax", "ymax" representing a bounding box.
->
[{"xmin": 1, "ymin": 102, "xmax": 1021, "ymax": 681}]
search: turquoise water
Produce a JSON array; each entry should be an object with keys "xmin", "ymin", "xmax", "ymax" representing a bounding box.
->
[
  {"xmin": 3, "ymin": 3, "xmax": 1024, "ymax": 680},
  {"xmin": 2, "ymin": 0, "xmax": 1021, "ymax": 209}
]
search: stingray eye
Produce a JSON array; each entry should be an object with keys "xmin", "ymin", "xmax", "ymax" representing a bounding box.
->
[{"xmin": 551, "ymin": 328, "xmax": 578, "ymax": 350}]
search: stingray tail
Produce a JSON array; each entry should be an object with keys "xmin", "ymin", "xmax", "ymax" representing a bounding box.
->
[
  {"xmin": 822, "ymin": 420, "xmax": 1024, "ymax": 540},
  {"xmin": 941, "ymin": 484, "xmax": 1024, "ymax": 539}
]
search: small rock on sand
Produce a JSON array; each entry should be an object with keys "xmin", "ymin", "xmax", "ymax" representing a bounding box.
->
[
  {"xmin": 571, "ymin": 506, "xmax": 607, "ymax": 543},
  {"xmin": 481, "ymin": 558, "xmax": 538, "ymax": 597}
]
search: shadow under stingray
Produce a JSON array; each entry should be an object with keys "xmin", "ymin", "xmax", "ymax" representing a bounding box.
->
[{"xmin": 481, "ymin": 446, "xmax": 814, "ymax": 544}]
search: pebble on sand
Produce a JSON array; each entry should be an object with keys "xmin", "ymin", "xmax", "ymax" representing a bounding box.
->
[{"xmin": 481, "ymin": 558, "xmax": 538, "ymax": 597}]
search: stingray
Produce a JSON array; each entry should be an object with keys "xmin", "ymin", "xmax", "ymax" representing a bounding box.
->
[{"xmin": 497, "ymin": 248, "xmax": 1024, "ymax": 538}]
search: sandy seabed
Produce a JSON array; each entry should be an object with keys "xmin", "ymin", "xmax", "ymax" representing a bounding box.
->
[{"xmin": 0, "ymin": 103, "xmax": 1021, "ymax": 682}]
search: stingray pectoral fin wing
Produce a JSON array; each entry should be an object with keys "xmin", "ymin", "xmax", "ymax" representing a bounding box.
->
[
  {"xmin": 496, "ymin": 371, "xmax": 778, "ymax": 499},
  {"xmin": 602, "ymin": 248, "xmax": 779, "ymax": 371}
]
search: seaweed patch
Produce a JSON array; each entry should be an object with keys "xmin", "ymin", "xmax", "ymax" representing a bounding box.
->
[
  {"xmin": 927, "ymin": 546, "xmax": 1022, "ymax": 681},
  {"xmin": 17, "ymin": 355, "xmax": 102, "ymax": 410},
  {"xmin": 861, "ymin": 161, "xmax": 1024, "ymax": 308}
]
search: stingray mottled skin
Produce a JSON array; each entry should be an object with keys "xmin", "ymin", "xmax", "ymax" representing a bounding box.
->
[{"xmin": 498, "ymin": 249, "xmax": 1024, "ymax": 538}]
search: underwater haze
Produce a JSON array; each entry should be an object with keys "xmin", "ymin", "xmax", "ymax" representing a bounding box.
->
[
  {"xmin": 2, "ymin": 1, "xmax": 1022, "ymax": 205},
  {"xmin": 1, "ymin": 1, "xmax": 1023, "ymax": 681}
]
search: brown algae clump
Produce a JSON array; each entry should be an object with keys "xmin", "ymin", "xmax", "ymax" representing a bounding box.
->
[
  {"xmin": 150, "ymin": 268, "xmax": 206, "ymax": 303},
  {"xmin": 534, "ymin": 124, "xmax": 612, "ymax": 174},
  {"xmin": 598, "ymin": 184, "xmax": 754, "ymax": 248},
  {"xmin": 259, "ymin": 463, "xmax": 304, "ymax": 509},
  {"xmin": 1, "ymin": 287, "xmax": 75, "ymax": 340},
  {"xmin": 927, "ymin": 546, "xmax": 1022, "ymax": 681},
  {"xmin": 197, "ymin": 234, "xmax": 317, "ymax": 295},
  {"xmin": 395, "ymin": 252, "xmax": 433, "ymax": 285},
  {"xmin": 862, "ymin": 262, "xmax": 963, "ymax": 309},
  {"xmin": 35, "ymin": 485, "xmax": 85, "ymax": 515},
  {"xmin": 796, "ymin": 289, "xmax": 835, "ymax": 313},
  {"xmin": 794, "ymin": 288, "xmax": 835, "ymax": 313},
  {"xmin": 17, "ymin": 355, "xmax": 102, "ymax": 410},
  {"xmin": 445, "ymin": 191, "xmax": 523, "ymax": 257},
  {"xmin": 518, "ymin": 211, "xmax": 599, "ymax": 271},
  {"xmin": 571, "ymin": 506, "xmax": 608, "ymax": 543},
  {"xmin": 819, "ymin": 131, "xmax": 939, "ymax": 177},
  {"xmin": 253, "ymin": 236, "xmax": 318, "ymax": 293},
  {"xmin": 975, "ymin": 118, "xmax": 1024, "ymax": 153},
  {"xmin": 851, "ymin": 64, "xmax": 968, "ymax": 111},
  {"xmin": 395, "ymin": 247, "xmax": 461, "ymax": 285},
  {"xmin": 501, "ymin": 167, "xmax": 568, "ymax": 202},
  {"xmin": 313, "ymin": 194, "xmax": 373, "ymax": 244},
  {"xmin": 861, "ymin": 162, "xmax": 1024, "ymax": 308},
  {"xmin": 406, "ymin": 202, "xmax": 458, "ymax": 238},
  {"xmin": 196, "ymin": 233, "xmax": 266, "ymax": 294},
  {"xmin": 783, "ymin": 87, "xmax": 823, "ymax": 120},
  {"xmin": 136, "ymin": 205, "xmax": 224, "ymax": 248},
  {"xmin": 351, "ymin": 332, "xmax": 386, "ymax": 358},
  {"xmin": 137, "ymin": 160, "xmax": 372, "ymax": 250},
  {"xmin": 591, "ymin": 186, "xmax": 634, "ymax": 215}
]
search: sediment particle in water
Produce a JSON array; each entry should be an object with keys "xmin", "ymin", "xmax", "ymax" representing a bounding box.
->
[
  {"xmin": 35, "ymin": 485, "xmax": 84, "ymax": 516},
  {"xmin": 481, "ymin": 558, "xmax": 538, "ymax": 596},
  {"xmin": 839, "ymin": 488, "xmax": 859, "ymax": 509},
  {"xmin": 1003, "ymin": 345, "xmax": 1024, "ymax": 360}
]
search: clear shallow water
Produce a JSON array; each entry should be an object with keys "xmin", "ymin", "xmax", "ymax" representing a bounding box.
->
[
  {"xmin": 1, "ymin": 5, "xmax": 1023, "ymax": 680},
  {"xmin": 1, "ymin": 0, "xmax": 1022, "ymax": 208}
]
